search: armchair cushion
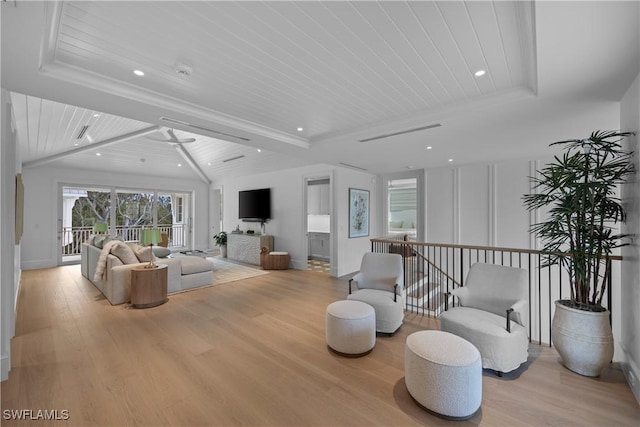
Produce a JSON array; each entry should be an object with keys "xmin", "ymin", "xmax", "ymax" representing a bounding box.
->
[
  {"xmin": 348, "ymin": 252, "xmax": 405, "ymax": 334},
  {"xmin": 353, "ymin": 252, "xmax": 404, "ymax": 294},
  {"xmin": 348, "ymin": 289, "xmax": 404, "ymax": 334},
  {"xmin": 458, "ymin": 263, "xmax": 528, "ymax": 329},
  {"xmin": 441, "ymin": 307, "xmax": 528, "ymax": 373},
  {"xmin": 441, "ymin": 263, "xmax": 529, "ymax": 373}
]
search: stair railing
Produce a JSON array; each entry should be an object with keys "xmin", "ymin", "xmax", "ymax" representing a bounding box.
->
[{"xmin": 370, "ymin": 237, "xmax": 621, "ymax": 346}]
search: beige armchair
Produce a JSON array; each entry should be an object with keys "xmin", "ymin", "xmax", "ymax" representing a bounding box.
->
[{"xmin": 440, "ymin": 262, "xmax": 529, "ymax": 375}]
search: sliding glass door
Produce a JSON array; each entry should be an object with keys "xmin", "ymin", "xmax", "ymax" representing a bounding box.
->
[{"xmin": 60, "ymin": 185, "xmax": 191, "ymax": 264}]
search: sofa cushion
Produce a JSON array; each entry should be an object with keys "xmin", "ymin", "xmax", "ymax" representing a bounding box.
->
[
  {"xmin": 94, "ymin": 235, "xmax": 123, "ymax": 249},
  {"xmin": 180, "ymin": 256, "xmax": 214, "ymax": 275},
  {"xmin": 110, "ymin": 242, "xmax": 139, "ymax": 265},
  {"xmin": 128, "ymin": 242, "xmax": 153, "ymax": 262}
]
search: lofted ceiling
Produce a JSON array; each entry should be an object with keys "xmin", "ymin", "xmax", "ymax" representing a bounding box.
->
[{"xmin": 2, "ymin": 1, "xmax": 638, "ymax": 182}]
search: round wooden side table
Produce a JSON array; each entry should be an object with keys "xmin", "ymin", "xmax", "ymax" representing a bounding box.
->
[{"xmin": 130, "ymin": 264, "xmax": 168, "ymax": 308}]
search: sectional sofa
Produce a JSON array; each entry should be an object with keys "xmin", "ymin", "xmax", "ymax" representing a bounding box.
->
[{"xmin": 81, "ymin": 236, "xmax": 214, "ymax": 305}]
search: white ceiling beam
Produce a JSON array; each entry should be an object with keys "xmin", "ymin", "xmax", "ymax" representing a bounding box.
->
[
  {"xmin": 174, "ymin": 144, "xmax": 211, "ymax": 185},
  {"xmin": 23, "ymin": 125, "xmax": 160, "ymax": 168}
]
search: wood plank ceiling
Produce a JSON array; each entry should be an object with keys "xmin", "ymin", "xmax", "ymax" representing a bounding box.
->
[{"xmin": 9, "ymin": 0, "xmax": 535, "ymax": 181}]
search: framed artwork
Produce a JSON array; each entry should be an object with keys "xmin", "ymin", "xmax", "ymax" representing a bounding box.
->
[{"xmin": 349, "ymin": 188, "xmax": 369, "ymax": 238}]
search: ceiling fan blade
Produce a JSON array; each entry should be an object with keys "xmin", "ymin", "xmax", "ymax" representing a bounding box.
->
[
  {"xmin": 168, "ymin": 138, "xmax": 196, "ymax": 144},
  {"xmin": 147, "ymin": 136, "xmax": 173, "ymax": 142},
  {"xmin": 167, "ymin": 129, "xmax": 197, "ymax": 144}
]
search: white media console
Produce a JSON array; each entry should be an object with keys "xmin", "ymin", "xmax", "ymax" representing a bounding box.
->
[{"xmin": 227, "ymin": 234, "xmax": 274, "ymax": 266}]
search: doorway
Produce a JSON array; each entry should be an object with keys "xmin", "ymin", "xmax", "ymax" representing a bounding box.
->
[{"xmin": 304, "ymin": 175, "xmax": 332, "ymax": 275}]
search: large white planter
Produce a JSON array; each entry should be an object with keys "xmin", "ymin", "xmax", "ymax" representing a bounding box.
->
[
  {"xmin": 551, "ymin": 300, "xmax": 613, "ymax": 377},
  {"xmin": 220, "ymin": 245, "xmax": 227, "ymax": 258}
]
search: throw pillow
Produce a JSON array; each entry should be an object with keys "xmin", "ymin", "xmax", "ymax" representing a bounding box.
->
[
  {"xmin": 93, "ymin": 235, "xmax": 108, "ymax": 249},
  {"xmin": 129, "ymin": 243, "xmax": 152, "ymax": 262},
  {"xmin": 110, "ymin": 242, "xmax": 139, "ymax": 264},
  {"xmin": 389, "ymin": 220, "xmax": 403, "ymax": 228}
]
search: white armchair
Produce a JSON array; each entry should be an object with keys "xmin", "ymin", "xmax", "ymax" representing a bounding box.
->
[
  {"xmin": 440, "ymin": 263, "xmax": 529, "ymax": 375},
  {"xmin": 347, "ymin": 252, "xmax": 404, "ymax": 334}
]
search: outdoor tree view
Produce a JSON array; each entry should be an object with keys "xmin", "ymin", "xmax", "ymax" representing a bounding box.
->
[
  {"xmin": 62, "ymin": 186, "xmax": 187, "ymax": 258},
  {"xmin": 72, "ymin": 192, "xmax": 173, "ymax": 227}
]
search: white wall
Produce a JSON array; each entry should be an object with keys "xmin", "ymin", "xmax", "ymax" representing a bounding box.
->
[
  {"xmin": 20, "ymin": 166, "xmax": 210, "ymax": 269},
  {"xmin": 1, "ymin": 89, "xmax": 20, "ymax": 381},
  {"xmin": 217, "ymin": 163, "xmax": 377, "ymax": 277},
  {"xmin": 426, "ymin": 158, "xmax": 535, "ymax": 249},
  {"xmin": 621, "ymin": 72, "xmax": 640, "ymax": 402}
]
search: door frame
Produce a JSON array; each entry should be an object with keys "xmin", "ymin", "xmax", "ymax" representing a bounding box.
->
[{"xmin": 301, "ymin": 171, "xmax": 334, "ymax": 275}]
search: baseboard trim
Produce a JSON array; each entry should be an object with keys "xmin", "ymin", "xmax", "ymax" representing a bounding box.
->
[
  {"xmin": 21, "ymin": 260, "xmax": 55, "ymax": 270},
  {"xmin": 620, "ymin": 343, "xmax": 640, "ymax": 405}
]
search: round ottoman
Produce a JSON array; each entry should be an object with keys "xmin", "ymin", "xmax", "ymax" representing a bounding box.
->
[
  {"xmin": 405, "ymin": 330, "xmax": 482, "ymax": 419},
  {"xmin": 325, "ymin": 300, "xmax": 376, "ymax": 356}
]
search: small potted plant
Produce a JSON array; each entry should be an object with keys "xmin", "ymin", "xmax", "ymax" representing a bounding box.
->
[
  {"xmin": 213, "ymin": 231, "xmax": 228, "ymax": 258},
  {"xmin": 523, "ymin": 130, "xmax": 635, "ymax": 376}
]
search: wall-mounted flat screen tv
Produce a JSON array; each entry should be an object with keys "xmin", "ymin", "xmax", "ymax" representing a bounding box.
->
[{"xmin": 239, "ymin": 188, "xmax": 271, "ymax": 221}]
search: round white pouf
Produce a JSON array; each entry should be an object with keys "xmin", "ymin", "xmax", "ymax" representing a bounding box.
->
[
  {"xmin": 325, "ymin": 300, "xmax": 376, "ymax": 356},
  {"xmin": 405, "ymin": 330, "xmax": 482, "ymax": 419}
]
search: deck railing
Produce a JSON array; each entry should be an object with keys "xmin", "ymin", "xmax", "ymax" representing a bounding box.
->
[
  {"xmin": 370, "ymin": 237, "xmax": 621, "ymax": 346},
  {"xmin": 62, "ymin": 224, "xmax": 187, "ymax": 256}
]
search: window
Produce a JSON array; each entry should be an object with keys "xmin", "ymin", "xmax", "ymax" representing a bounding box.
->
[
  {"xmin": 61, "ymin": 186, "xmax": 191, "ymax": 260},
  {"xmin": 175, "ymin": 196, "xmax": 184, "ymax": 223},
  {"xmin": 387, "ymin": 178, "xmax": 418, "ymax": 240}
]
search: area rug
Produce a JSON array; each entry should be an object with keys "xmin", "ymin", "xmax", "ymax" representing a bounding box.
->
[{"xmin": 208, "ymin": 257, "xmax": 269, "ymax": 285}]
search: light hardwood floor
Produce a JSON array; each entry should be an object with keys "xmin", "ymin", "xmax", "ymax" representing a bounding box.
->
[{"xmin": 2, "ymin": 265, "xmax": 639, "ymax": 426}]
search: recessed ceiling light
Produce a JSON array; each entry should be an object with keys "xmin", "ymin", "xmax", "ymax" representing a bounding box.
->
[
  {"xmin": 426, "ymin": 146, "xmax": 433, "ymax": 150},
  {"xmin": 406, "ymin": 165, "xmax": 414, "ymax": 170},
  {"xmin": 257, "ymin": 148, "xmax": 262, "ymax": 153},
  {"xmin": 297, "ymin": 127, "xmax": 303, "ymax": 132},
  {"xmin": 93, "ymin": 113, "xmax": 100, "ymax": 118},
  {"xmin": 448, "ymin": 158, "xmax": 454, "ymax": 162},
  {"xmin": 133, "ymin": 69, "xmax": 145, "ymax": 76},
  {"xmin": 74, "ymin": 143, "xmax": 79, "ymax": 146},
  {"xmin": 96, "ymin": 152, "xmax": 101, "ymax": 156},
  {"xmin": 207, "ymin": 162, "xmax": 212, "ymax": 166},
  {"xmin": 178, "ymin": 163, "xmax": 182, "ymax": 167},
  {"xmin": 474, "ymin": 69, "xmax": 485, "ymax": 77}
]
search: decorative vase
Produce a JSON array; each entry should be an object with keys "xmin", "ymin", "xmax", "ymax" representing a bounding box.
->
[
  {"xmin": 220, "ymin": 245, "xmax": 227, "ymax": 258},
  {"xmin": 551, "ymin": 300, "xmax": 613, "ymax": 377}
]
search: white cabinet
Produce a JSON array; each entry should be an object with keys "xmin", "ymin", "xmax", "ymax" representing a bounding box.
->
[
  {"xmin": 228, "ymin": 234, "xmax": 274, "ymax": 265},
  {"xmin": 308, "ymin": 232, "xmax": 330, "ymax": 261},
  {"xmin": 308, "ymin": 185, "xmax": 321, "ymax": 215},
  {"xmin": 308, "ymin": 183, "xmax": 330, "ymax": 215}
]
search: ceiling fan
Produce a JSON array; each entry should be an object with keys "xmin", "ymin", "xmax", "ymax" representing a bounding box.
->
[{"xmin": 149, "ymin": 128, "xmax": 196, "ymax": 144}]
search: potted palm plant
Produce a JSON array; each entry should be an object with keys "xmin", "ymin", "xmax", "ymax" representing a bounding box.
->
[
  {"xmin": 523, "ymin": 130, "xmax": 635, "ymax": 377},
  {"xmin": 213, "ymin": 231, "xmax": 228, "ymax": 258}
]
